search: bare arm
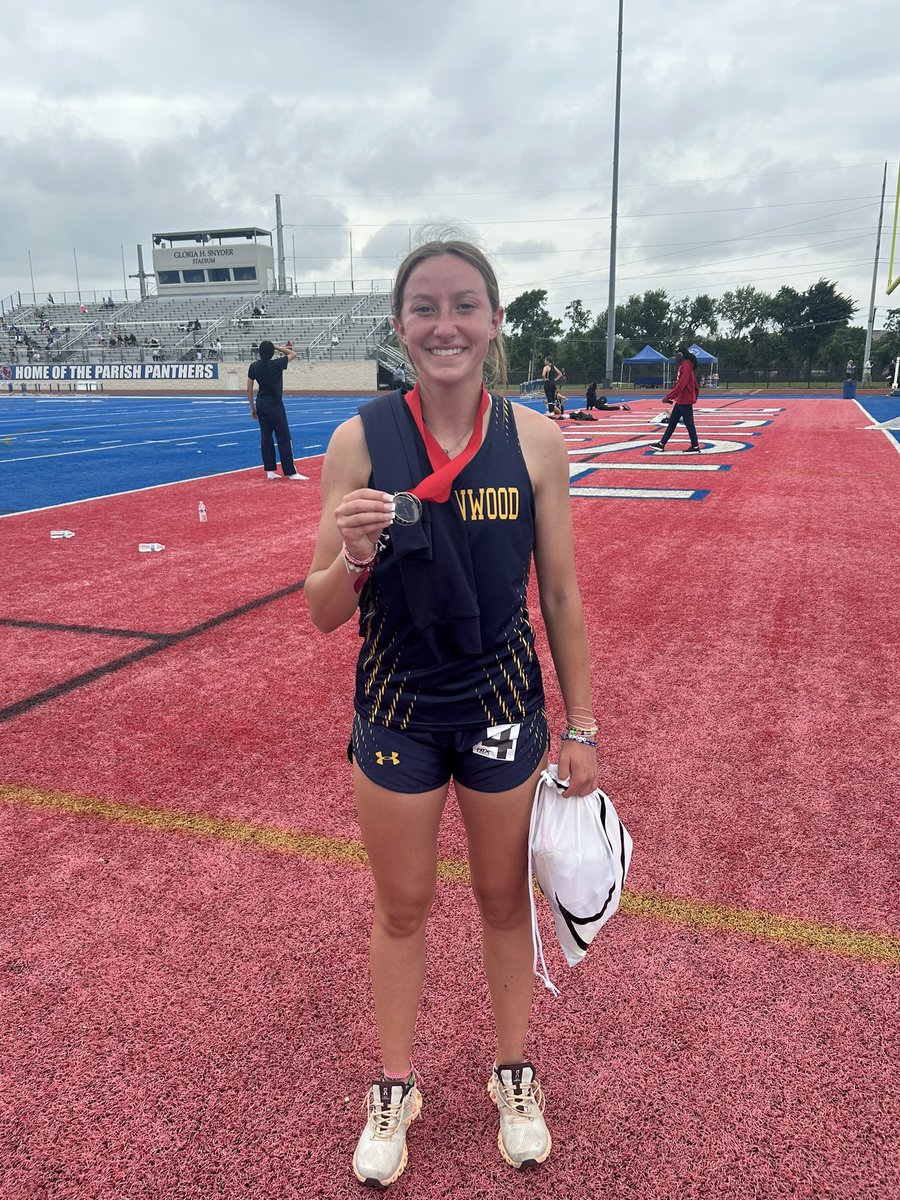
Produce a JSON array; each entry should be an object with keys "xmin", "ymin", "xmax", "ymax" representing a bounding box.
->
[
  {"xmin": 275, "ymin": 345, "xmax": 297, "ymax": 363},
  {"xmin": 304, "ymin": 417, "xmax": 395, "ymax": 633},
  {"xmin": 516, "ymin": 404, "xmax": 598, "ymax": 797}
]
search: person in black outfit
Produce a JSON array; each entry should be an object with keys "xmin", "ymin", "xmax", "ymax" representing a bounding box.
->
[
  {"xmin": 585, "ymin": 382, "xmax": 630, "ymax": 411},
  {"xmin": 247, "ymin": 340, "xmax": 307, "ymax": 480},
  {"xmin": 541, "ymin": 357, "xmax": 563, "ymax": 413}
]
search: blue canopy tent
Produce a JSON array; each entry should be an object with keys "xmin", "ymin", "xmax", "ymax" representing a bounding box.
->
[
  {"xmin": 621, "ymin": 344, "xmax": 673, "ymax": 388},
  {"xmin": 688, "ymin": 343, "xmax": 719, "ymax": 386}
]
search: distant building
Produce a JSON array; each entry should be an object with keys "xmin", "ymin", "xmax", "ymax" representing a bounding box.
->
[{"xmin": 152, "ymin": 227, "xmax": 274, "ymax": 295}]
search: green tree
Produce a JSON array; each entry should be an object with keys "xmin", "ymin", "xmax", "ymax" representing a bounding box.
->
[
  {"xmin": 504, "ymin": 290, "xmax": 562, "ymax": 341},
  {"xmin": 768, "ymin": 278, "xmax": 856, "ymax": 367},
  {"xmin": 667, "ymin": 296, "xmax": 693, "ymax": 347},
  {"xmin": 689, "ymin": 294, "xmax": 718, "ymax": 338},
  {"xmin": 564, "ymin": 299, "xmax": 592, "ymax": 333},
  {"xmin": 616, "ymin": 289, "xmax": 671, "ymax": 346},
  {"xmin": 503, "ymin": 289, "xmax": 562, "ymax": 380},
  {"xmin": 819, "ymin": 327, "xmax": 866, "ymax": 375},
  {"xmin": 718, "ymin": 286, "xmax": 770, "ymax": 337}
]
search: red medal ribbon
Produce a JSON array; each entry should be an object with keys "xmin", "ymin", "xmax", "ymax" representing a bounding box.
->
[{"xmin": 403, "ymin": 383, "xmax": 490, "ymax": 504}]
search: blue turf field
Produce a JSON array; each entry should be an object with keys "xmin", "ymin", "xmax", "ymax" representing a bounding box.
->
[
  {"xmin": 1, "ymin": 391, "xmax": 896, "ymax": 515},
  {"xmin": 0, "ymin": 393, "xmax": 365, "ymax": 514}
]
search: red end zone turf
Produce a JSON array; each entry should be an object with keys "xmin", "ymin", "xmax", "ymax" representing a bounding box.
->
[{"xmin": 1, "ymin": 397, "xmax": 898, "ymax": 1199}]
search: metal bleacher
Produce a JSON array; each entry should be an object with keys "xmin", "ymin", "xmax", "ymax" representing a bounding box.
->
[{"xmin": 2, "ymin": 289, "xmax": 394, "ymax": 367}]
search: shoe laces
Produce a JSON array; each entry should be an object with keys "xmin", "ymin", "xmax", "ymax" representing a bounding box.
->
[
  {"xmin": 365, "ymin": 1086, "xmax": 409, "ymax": 1140},
  {"xmin": 495, "ymin": 1074, "xmax": 545, "ymax": 1122}
]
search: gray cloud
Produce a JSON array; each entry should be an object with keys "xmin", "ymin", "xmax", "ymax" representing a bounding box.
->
[{"xmin": 1, "ymin": 0, "xmax": 896, "ymax": 323}]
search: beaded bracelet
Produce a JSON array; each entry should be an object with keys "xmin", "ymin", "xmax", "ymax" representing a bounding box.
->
[
  {"xmin": 560, "ymin": 730, "xmax": 598, "ymax": 748},
  {"xmin": 564, "ymin": 723, "xmax": 598, "ymax": 739},
  {"xmin": 342, "ymin": 543, "xmax": 377, "ymax": 573}
]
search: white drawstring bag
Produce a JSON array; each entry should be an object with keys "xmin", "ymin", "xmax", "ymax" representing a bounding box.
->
[{"xmin": 528, "ymin": 764, "xmax": 633, "ymax": 995}]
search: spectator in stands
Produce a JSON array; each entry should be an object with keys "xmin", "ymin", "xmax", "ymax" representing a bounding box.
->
[
  {"xmin": 391, "ymin": 361, "xmax": 408, "ymax": 394},
  {"xmin": 250, "ymin": 342, "xmax": 259, "ymax": 358},
  {"xmin": 215, "ymin": 338, "xmax": 223, "ymax": 360},
  {"xmin": 285, "ymin": 339, "xmax": 294, "ymax": 351},
  {"xmin": 47, "ymin": 293, "xmax": 54, "ymax": 304},
  {"xmin": 79, "ymin": 304, "xmax": 87, "ymax": 315},
  {"xmin": 247, "ymin": 341, "xmax": 307, "ymax": 481},
  {"xmin": 252, "ymin": 305, "xmax": 262, "ymax": 318}
]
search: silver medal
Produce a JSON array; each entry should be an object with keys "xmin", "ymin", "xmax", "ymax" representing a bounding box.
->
[{"xmin": 392, "ymin": 492, "xmax": 423, "ymax": 525}]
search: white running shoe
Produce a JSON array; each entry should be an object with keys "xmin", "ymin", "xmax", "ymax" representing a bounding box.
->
[
  {"xmin": 266, "ymin": 471, "xmax": 279, "ymax": 480},
  {"xmin": 352, "ymin": 1080, "xmax": 422, "ymax": 1188},
  {"xmin": 488, "ymin": 1063, "xmax": 551, "ymax": 1169},
  {"xmin": 286, "ymin": 473, "xmax": 308, "ymax": 480}
]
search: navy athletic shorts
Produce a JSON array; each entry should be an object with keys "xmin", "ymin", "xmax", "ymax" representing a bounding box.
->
[{"xmin": 350, "ymin": 708, "xmax": 549, "ymax": 795}]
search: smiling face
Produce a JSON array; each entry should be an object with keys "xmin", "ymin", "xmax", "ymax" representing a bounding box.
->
[{"xmin": 393, "ymin": 254, "xmax": 503, "ymax": 396}]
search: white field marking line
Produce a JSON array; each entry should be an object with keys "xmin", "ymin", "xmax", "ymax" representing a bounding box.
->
[
  {"xmin": 0, "ymin": 414, "xmax": 251, "ymax": 436},
  {"xmin": 0, "ymin": 428, "xmax": 257, "ymax": 464},
  {"xmin": 216, "ymin": 442, "xmax": 239, "ymax": 447},
  {"xmin": 562, "ymin": 427, "xmax": 764, "ymax": 438},
  {"xmin": 852, "ymin": 397, "xmax": 900, "ymax": 458},
  {"xmin": 570, "ymin": 486, "xmax": 703, "ymax": 500},
  {"xmin": 0, "ymin": 452, "xmax": 328, "ymax": 518},
  {"xmin": 0, "ymin": 466, "xmax": 268, "ymax": 516},
  {"xmin": 569, "ymin": 460, "xmax": 725, "ymax": 472}
]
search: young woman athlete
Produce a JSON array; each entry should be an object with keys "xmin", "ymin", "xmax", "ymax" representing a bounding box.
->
[{"xmin": 305, "ymin": 238, "xmax": 598, "ymax": 1187}]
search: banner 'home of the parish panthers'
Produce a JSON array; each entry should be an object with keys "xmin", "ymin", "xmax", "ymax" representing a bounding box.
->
[{"xmin": 1, "ymin": 364, "xmax": 219, "ymax": 382}]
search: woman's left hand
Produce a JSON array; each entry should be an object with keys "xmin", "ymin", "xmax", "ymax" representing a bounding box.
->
[{"xmin": 557, "ymin": 739, "xmax": 598, "ymax": 798}]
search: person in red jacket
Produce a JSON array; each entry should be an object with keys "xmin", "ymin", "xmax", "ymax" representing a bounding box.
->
[{"xmin": 650, "ymin": 346, "xmax": 701, "ymax": 453}]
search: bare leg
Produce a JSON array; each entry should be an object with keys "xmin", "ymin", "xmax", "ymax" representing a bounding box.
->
[
  {"xmin": 456, "ymin": 759, "xmax": 546, "ymax": 1063},
  {"xmin": 354, "ymin": 763, "xmax": 448, "ymax": 1075}
]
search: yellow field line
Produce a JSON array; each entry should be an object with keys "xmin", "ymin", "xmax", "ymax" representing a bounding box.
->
[{"xmin": 2, "ymin": 781, "xmax": 898, "ymax": 967}]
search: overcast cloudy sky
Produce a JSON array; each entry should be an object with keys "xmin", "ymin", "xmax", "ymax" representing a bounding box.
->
[{"xmin": 2, "ymin": 0, "xmax": 897, "ymax": 324}]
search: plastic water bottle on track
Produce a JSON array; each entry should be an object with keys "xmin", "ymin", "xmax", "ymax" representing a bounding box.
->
[
  {"xmin": 198, "ymin": 501, "xmax": 207, "ymax": 523},
  {"xmin": 50, "ymin": 530, "xmax": 75, "ymax": 539},
  {"xmin": 138, "ymin": 543, "xmax": 165, "ymax": 553}
]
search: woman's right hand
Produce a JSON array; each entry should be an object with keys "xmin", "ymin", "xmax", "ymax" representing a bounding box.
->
[{"xmin": 334, "ymin": 488, "xmax": 395, "ymax": 561}]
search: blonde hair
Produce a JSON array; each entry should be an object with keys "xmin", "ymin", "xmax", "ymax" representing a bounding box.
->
[{"xmin": 391, "ymin": 235, "xmax": 508, "ymax": 390}]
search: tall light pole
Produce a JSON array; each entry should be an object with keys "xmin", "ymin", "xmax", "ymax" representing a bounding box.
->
[
  {"xmin": 73, "ymin": 249, "xmax": 82, "ymax": 303},
  {"xmin": 28, "ymin": 250, "xmax": 36, "ymax": 303},
  {"xmin": 275, "ymin": 193, "xmax": 286, "ymax": 292},
  {"xmin": 349, "ymin": 230, "xmax": 355, "ymax": 293},
  {"xmin": 605, "ymin": 0, "xmax": 624, "ymax": 386},
  {"xmin": 863, "ymin": 162, "xmax": 888, "ymax": 380}
]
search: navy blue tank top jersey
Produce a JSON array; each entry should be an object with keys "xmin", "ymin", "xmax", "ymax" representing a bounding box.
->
[{"xmin": 355, "ymin": 392, "xmax": 545, "ymax": 732}]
